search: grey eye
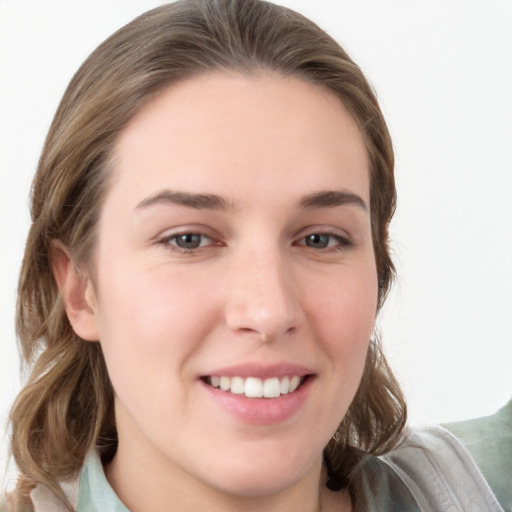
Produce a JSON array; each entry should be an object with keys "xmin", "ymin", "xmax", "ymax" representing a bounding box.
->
[
  {"xmin": 174, "ymin": 233, "xmax": 203, "ymax": 249},
  {"xmin": 304, "ymin": 233, "xmax": 331, "ymax": 249}
]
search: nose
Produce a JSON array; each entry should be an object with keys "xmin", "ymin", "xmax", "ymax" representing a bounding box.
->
[{"xmin": 224, "ymin": 246, "xmax": 302, "ymax": 342}]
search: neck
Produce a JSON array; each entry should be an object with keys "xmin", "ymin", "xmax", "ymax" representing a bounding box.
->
[
  {"xmin": 105, "ymin": 444, "xmax": 351, "ymax": 512},
  {"xmin": 106, "ymin": 403, "xmax": 352, "ymax": 512}
]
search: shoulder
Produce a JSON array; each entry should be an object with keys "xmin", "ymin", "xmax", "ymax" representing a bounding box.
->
[
  {"xmin": 0, "ymin": 494, "xmax": 13, "ymax": 512},
  {"xmin": 443, "ymin": 400, "xmax": 512, "ymax": 511},
  {"xmin": 380, "ymin": 424, "xmax": 504, "ymax": 512},
  {"xmin": 29, "ymin": 479, "xmax": 79, "ymax": 512}
]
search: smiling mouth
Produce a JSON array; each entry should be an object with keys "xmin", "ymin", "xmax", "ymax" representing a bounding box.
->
[{"xmin": 203, "ymin": 375, "xmax": 309, "ymax": 399}]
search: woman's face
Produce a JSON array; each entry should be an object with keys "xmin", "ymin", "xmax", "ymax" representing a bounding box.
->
[{"xmin": 82, "ymin": 73, "xmax": 377, "ymax": 500}]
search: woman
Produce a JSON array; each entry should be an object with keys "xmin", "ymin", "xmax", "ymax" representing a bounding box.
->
[{"xmin": 4, "ymin": 1, "xmax": 503, "ymax": 511}]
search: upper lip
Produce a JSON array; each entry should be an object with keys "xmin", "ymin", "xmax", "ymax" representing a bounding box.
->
[{"xmin": 202, "ymin": 362, "xmax": 315, "ymax": 380}]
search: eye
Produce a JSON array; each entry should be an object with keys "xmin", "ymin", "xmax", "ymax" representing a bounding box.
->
[
  {"xmin": 159, "ymin": 232, "xmax": 214, "ymax": 252},
  {"xmin": 304, "ymin": 233, "xmax": 331, "ymax": 249},
  {"xmin": 297, "ymin": 232, "xmax": 351, "ymax": 250},
  {"xmin": 173, "ymin": 233, "xmax": 208, "ymax": 249}
]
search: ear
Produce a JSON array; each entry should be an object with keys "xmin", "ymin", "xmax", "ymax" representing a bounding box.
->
[{"xmin": 51, "ymin": 240, "xmax": 100, "ymax": 341}]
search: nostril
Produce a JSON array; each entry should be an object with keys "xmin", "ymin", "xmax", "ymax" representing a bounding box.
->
[
  {"xmin": 236, "ymin": 327, "xmax": 272, "ymax": 343},
  {"xmin": 224, "ymin": 279, "xmax": 302, "ymax": 341}
]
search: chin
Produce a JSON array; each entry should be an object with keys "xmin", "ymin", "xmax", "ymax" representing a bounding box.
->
[
  {"xmin": 211, "ymin": 469, "xmax": 304, "ymax": 497},
  {"xmin": 201, "ymin": 444, "xmax": 322, "ymax": 497}
]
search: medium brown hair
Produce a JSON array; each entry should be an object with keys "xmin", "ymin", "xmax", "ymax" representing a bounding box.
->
[{"xmin": 9, "ymin": 0, "xmax": 405, "ymax": 509}]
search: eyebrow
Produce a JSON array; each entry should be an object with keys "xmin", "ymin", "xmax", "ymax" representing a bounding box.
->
[
  {"xmin": 135, "ymin": 189, "xmax": 368, "ymax": 212},
  {"xmin": 136, "ymin": 190, "xmax": 236, "ymax": 210},
  {"xmin": 297, "ymin": 190, "xmax": 368, "ymax": 211}
]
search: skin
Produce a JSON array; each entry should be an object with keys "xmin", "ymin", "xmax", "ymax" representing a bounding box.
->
[{"xmin": 55, "ymin": 72, "xmax": 378, "ymax": 512}]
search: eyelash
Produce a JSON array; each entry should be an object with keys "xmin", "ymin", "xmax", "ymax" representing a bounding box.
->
[
  {"xmin": 157, "ymin": 229, "xmax": 353, "ymax": 254},
  {"xmin": 157, "ymin": 232, "xmax": 218, "ymax": 254},
  {"xmin": 295, "ymin": 231, "xmax": 353, "ymax": 251}
]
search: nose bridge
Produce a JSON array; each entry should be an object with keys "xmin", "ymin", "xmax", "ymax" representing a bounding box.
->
[{"xmin": 224, "ymin": 241, "xmax": 300, "ymax": 340}]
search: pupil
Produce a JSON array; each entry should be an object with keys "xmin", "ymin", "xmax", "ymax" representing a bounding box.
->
[
  {"xmin": 177, "ymin": 233, "xmax": 201, "ymax": 249},
  {"xmin": 306, "ymin": 234, "xmax": 329, "ymax": 248}
]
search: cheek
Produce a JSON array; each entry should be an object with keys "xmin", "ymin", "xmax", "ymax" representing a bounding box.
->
[
  {"xmin": 91, "ymin": 264, "xmax": 223, "ymax": 440},
  {"xmin": 307, "ymin": 265, "xmax": 378, "ymax": 372},
  {"xmin": 297, "ymin": 265, "xmax": 378, "ymax": 437},
  {"xmin": 93, "ymin": 262, "xmax": 216, "ymax": 387}
]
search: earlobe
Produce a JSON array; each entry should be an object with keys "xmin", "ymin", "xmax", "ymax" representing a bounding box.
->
[{"xmin": 50, "ymin": 240, "xmax": 100, "ymax": 342}]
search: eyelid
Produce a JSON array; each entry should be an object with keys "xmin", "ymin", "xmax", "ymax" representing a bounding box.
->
[
  {"xmin": 153, "ymin": 223, "xmax": 216, "ymax": 241},
  {"xmin": 295, "ymin": 225, "xmax": 351, "ymax": 240},
  {"xmin": 154, "ymin": 225, "xmax": 222, "ymax": 253},
  {"xmin": 293, "ymin": 226, "xmax": 354, "ymax": 249}
]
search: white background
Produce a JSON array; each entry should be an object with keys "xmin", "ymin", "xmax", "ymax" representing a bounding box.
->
[{"xmin": 1, "ymin": 0, "xmax": 511, "ymax": 481}]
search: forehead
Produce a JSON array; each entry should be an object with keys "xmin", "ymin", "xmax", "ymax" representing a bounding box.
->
[{"xmin": 109, "ymin": 72, "xmax": 370, "ymax": 206}]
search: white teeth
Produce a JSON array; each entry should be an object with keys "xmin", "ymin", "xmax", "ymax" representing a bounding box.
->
[
  {"xmin": 219, "ymin": 376, "xmax": 230, "ymax": 391},
  {"xmin": 280, "ymin": 376, "xmax": 290, "ymax": 395},
  {"xmin": 263, "ymin": 377, "xmax": 280, "ymax": 398},
  {"xmin": 207, "ymin": 375, "xmax": 305, "ymax": 398},
  {"xmin": 230, "ymin": 376, "xmax": 244, "ymax": 394},
  {"xmin": 289, "ymin": 376, "xmax": 300, "ymax": 392},
  {"xmin": 244, "ymin": 377, "xmax": 263, "ymax": 397}
]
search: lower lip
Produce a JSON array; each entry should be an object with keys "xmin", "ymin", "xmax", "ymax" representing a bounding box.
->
[{"xmin": 201, "ymin": 377, "xmax": 313, "ymax": 425}]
